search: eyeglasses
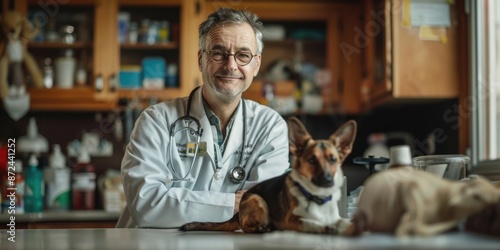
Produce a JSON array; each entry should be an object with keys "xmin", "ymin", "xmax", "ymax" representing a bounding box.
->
[{"xmin": 203, "ymin": 49, "xmax": 257, "ymax": 66}]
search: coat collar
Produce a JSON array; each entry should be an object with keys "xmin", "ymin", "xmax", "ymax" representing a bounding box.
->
[{"xmin": 188, "ymin": 86, "xmax": 255, "ymax": 163}]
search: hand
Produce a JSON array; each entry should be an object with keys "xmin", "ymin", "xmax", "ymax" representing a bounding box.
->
[
  {"xmin": 465, "ymin": 202, "xmax": 500, "ymax": 236},
  {"xmin": 234, "ymin": 190, "xmax": 247, "ymax": 214}
]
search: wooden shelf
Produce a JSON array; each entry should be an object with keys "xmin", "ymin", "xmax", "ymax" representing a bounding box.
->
[
  {"xmin": 27, "ymin": 0, "xmax": 95, "ymax": 5},
  {"xmin": 120, "ymin": 42, "xmax": 178, "ymax": 50},
  {"xmin": 28, "ymin": 42, "xmax": 92, "ymax": 49},
  {"xmin": 118, "ymin": 0, "xmax": 181, "ymax": 6},
  {"xmin": 263, "ymin": 39, "xmax": 325, "ymax": 46},
  {"xmin": 117, "ymin": 88, "xmax": 184, "ymax": 101},
  {"xmin": 28, "ymin": 87, "xmax": 117, "ymax": 111}
]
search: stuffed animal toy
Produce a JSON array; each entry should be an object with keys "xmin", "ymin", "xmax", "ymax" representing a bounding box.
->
[{"xmin": 0, "ymin": 10, "xmax": 43, "ymax": 99}]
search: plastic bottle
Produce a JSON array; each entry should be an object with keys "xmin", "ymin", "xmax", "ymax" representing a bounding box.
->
[
  {"xmin": 72, "ymin": 147, "xmax": 96, "ymax": 210},
  {"xmin": 363, "ymin": 133, "xmax": 390, "ymax": 172},
  {"xmin": 55, "ymin": 49, "xmax": 76, "ymax": 89},
  {"xmin": 24, "ymin": 154, "xmax": 44, "ymax": 213},
  {"xmin": 128, "ymin": 22, "xmax": 139, "ymax": 44},
  {"xmin": 17, "ymin": 117, "xmax": 49, "ymax": 155},
  {"xmin": 166, "ymin": 63, "xmax": 178, "ymax": 87},
  {"xmin": 158, "ymin": 20, "xmax": 170, "ymax": 43},
  {"xmin": 43, "ymin": 57, "xmax": 54, "ymax": 89},
  {"xmin": 44, "ymin": 145, "xmax": 71, "ymax": 210},
  {"xmin": 14, "ymin": 161, "xmax": 25, "ymax": 214}
]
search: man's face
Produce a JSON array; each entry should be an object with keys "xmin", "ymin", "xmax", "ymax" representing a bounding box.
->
[{"xmin": 198, "ymin": 23, "xmax": 261, "ymax": 100}]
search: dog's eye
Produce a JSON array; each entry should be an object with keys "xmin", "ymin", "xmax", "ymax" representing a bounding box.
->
[
  {"xmin": 330, "ymin": 156, "xmax": 337, "ymax": 164},
  {"xmin": 308, "ymin": 157, "xmax": 318, "ymax": 165}
]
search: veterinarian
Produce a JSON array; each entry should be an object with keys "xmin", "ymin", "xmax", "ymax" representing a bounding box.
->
[{"xmin": 116, "ymin": 7, "xmax": 290, "ymax": 228}]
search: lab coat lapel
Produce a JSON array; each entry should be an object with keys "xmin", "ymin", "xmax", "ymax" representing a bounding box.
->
[
  {"xmin": 190, "ymin": 86, "xmax": 214, "ymax": 158},
  {"xmin": 221, "ymin": 99, "xmax": 254, "ymax": 164}
]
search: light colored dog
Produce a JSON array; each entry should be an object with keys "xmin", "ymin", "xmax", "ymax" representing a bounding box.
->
[
  {"xmin": 181, "ymin": 117, "xmax": 357, "ymax": 234},
  {"xmin": 0, "ymin": 10, "xmax": 43, "ymax": 98},
  {"xmin": 345, "ymin": 167, "xmax": 500, "ymax": 237}
]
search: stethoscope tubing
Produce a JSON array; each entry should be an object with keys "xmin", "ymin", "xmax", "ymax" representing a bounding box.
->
[{"xmin": 166, "ymin": 86, "xmax": 247, "ymax": 185}]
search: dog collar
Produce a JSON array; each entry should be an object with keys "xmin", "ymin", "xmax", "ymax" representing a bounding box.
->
[{"xmin": 294, "ymin": 182, "xmax": 332, "ymax": 205}]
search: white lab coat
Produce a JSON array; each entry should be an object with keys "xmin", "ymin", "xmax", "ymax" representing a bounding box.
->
[{"xmin": 116, "ymin": 86, "xmax": 290, "ymax": 228}]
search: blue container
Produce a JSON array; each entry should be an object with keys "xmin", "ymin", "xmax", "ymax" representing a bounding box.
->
[
  {"xmin": 25, "ymin": 155, "xmax": 44, "ymax": 213},
  {"xmin": 142, "ymin": 57, "xmax": 166, "ymax": 79},
  {"xmin": 119, "ymin": 65, "xmax": 142, "ymax": 89},
  {"xmin": 142, "ymin": 57, "xmax": 167, "ymax": 89}
]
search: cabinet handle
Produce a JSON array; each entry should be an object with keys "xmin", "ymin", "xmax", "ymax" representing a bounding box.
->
[
  {"xmin": 95, "ymin": 74, "xmax": 103, "ymax": 92},
  {"xmin": 195, "ymin": 1, "xmax": 201, "ymax": 15},
  {"xmin": 109, "ymin": 74, "xmax": 117, "ymax": 92}
]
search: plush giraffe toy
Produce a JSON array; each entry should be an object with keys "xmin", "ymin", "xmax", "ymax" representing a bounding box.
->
[{"xmin": 0, "ymin": 10, "xmax": 43, "ymax": 99}]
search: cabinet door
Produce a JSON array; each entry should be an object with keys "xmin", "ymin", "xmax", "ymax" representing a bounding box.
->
[
  {"xmin": 362, "ymin": 0, "xmax": 460, "ymax": 107},
  {"xmin": 16, "ymin": 0, "xmax": 117, "ymax": 111},
  {"xmin": 10, "ymin": 0, "xmax": 201, "ymax": 111},
  {"xmin": 115, "ymin": 0, "xmax": 202, "ymax": 103},
  {"xmin": 361, "ymin": 0, "xmax": 392, "ymax": 105}
]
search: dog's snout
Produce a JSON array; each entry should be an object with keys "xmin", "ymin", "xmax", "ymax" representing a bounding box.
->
[
  {"xmin": 312, "ymin": 171, "xmax": 334, "ymax": 187},
  {"xmin": 9, "ymin": 29, "xmax": 16, "ymax": 34}
]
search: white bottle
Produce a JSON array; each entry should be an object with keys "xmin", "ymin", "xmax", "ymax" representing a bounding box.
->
[
  {"xmin": 363, "ymin": 133, "xmax": 390, "ymax": 172},
  {"xmin": 55, "ymin": 49, "xmax": 76, "ymax": 89},
  {"xmin": 43, "ymin": 57, "xmax": 54, "ymax": 89},
  {"xmin": 44, "ymin": 144, "xmax": 71, "ymax": 210}
]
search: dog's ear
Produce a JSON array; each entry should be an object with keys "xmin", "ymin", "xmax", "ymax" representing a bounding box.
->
[
  {"xmin": 329, "ymin": 120, "xmax": 357, "ymax": 161},
  {"xmin": 287, "ymin": 117, "xmax": 312, "ymax": 156}
]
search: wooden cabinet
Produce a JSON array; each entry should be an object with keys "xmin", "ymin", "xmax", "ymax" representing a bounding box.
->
[
  {"xmin": 361, "ymin": 0, "xmax": 460, "ymax": 108},
  {"xmin": 203, "ymin": 1, "xmax": 363, "ymax": 114},
  {"xmin": 12, "ymin": 0, "xmax": 366, "ymax": 113},
  {"xmin": 14, "ymin": 0, "xmax": 202, "ymax": 111},
  {"xmin": 115, "ymin": 0, "xmax": 203, "ymax": 102},
  {"xmin": 9, "ymin": 0, "xmax": 462, "ymax": 113}
]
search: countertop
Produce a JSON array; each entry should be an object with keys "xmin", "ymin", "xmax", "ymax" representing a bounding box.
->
[
  {"xmin": 1, "ymin": 228, "xmax": 499, "ymax": 250},
  {"xmin": 0, "ymin": 210, "xmax": 120, "ymax": 223}
]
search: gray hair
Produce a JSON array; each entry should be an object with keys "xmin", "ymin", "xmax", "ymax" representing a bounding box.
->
[{"xmin": 199, "ymin": 7, "xmax": 264, "ymax": 54}]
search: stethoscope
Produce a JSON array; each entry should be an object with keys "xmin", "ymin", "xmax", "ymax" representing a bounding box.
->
[{"xmin": 167, "ymin": 86, "xmax": 247, "ymax": 184}]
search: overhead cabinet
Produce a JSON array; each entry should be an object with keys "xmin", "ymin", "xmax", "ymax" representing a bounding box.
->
[
  {"xmin": 204, "ymin": 1, "xmax": 364, "ymax": 114},
  {"xmin": 15, "ymin": 0, "xmax": 202, "ymax": 111},
  {"xmin": 14, "ymin": 0, "xmax": 460, "ymax": 113},
  {"xmin": 361, "ymin": 0, "xmax": 461, "ymax": 107}
]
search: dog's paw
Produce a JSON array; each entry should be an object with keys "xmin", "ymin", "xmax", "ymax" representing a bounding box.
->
[
  {"xmin": 339, "ymin": 222, "xmax": 357, "ymax": 236},
  {"xmin": 242, "ymin": 224, "xmax": 272, "ymax": 233},
  {"xmin": 324, "ymin": 225, "xmax": 340, "ymax": 234},
  {"xmin": 179, "ymin": 222, "xmax": 203, "ymax": 231},
  {"xmin": 179, "ymin": 223, "xmax": 194, "ymax": 231}
]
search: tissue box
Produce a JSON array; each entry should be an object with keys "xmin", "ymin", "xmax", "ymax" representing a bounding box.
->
[{"xmin": 119, "ymin": 65, "xmax": 142, "ymax": 89}]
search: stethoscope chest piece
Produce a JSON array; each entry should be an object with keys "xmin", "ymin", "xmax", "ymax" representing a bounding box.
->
[{"xmin": 229, "ymin": 166, "xmax": 246, "ymax": 183}]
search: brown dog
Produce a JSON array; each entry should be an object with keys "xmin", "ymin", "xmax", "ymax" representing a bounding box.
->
[
  {"xmin": 346, "ymin": 167, "xmax": 500, "ymax": 237},
  {"xmin": 181, "ymin": 117, "xmax": 357, "ymax": 234}
]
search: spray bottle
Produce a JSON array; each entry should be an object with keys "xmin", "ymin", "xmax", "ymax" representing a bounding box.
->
[
  {"xmin": 72, "ymin": 147, "xmax": 96, "ymax": 210},
  {"xmin": 44, "ymin": 145, "xmax": 71, "ymax": 210},
  {"xmin": 13, "ymin": 161, "xmax": 25, "ymax": 214},
  {"xmin": 24, "ymin": 154, "xmax": 44, "ymax": 213}
]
